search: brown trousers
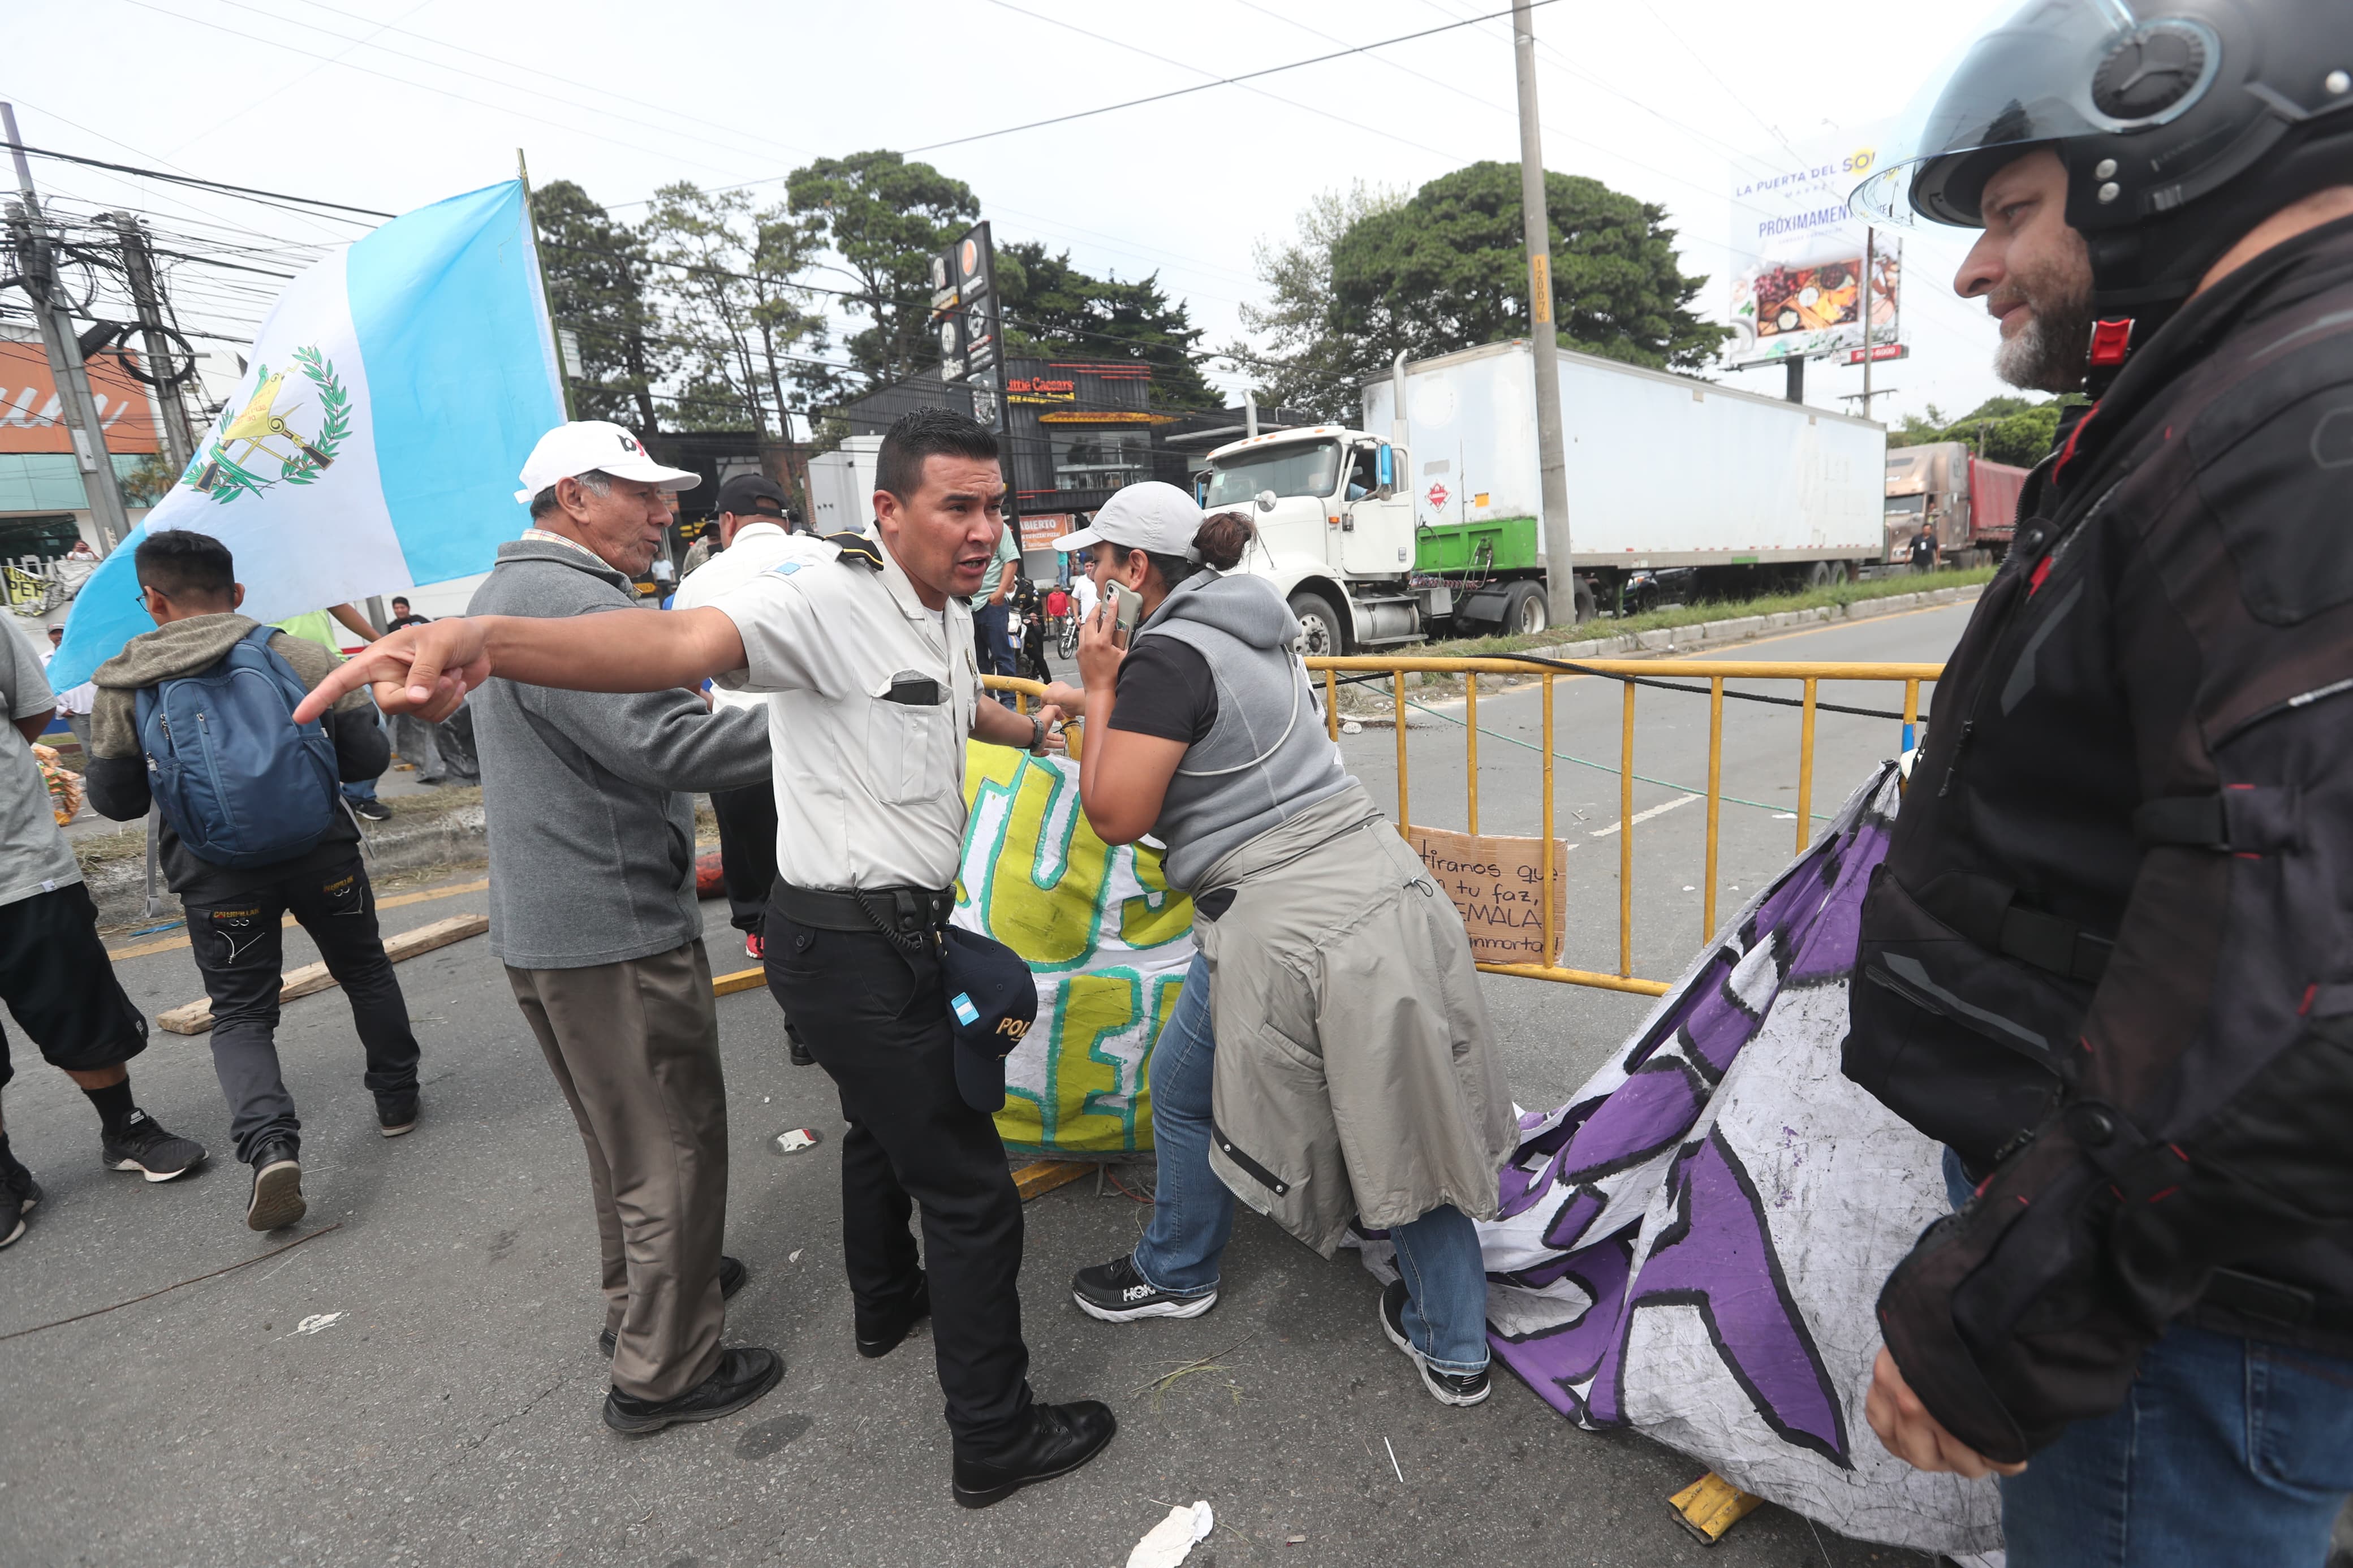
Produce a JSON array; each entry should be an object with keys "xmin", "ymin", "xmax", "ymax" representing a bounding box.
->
[{"xmin": 506, "ymin": 940, "xmax": 727, "ymax": 1402}]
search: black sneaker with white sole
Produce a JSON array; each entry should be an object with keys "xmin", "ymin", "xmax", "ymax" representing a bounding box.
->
[
  {"xmin": 1070, "ymin": 1254, "xmax": 1218, "ymax": 1323},
  {"xmin": 0, "ymin": 1159, "xmax": 39, "ymax": 1249},
  {"xmin": 376, "ymin": 1090, "xmax": 420, "ymax": 1138},
  {"xmin": 102, "ymin": 1109, "xmax": 206, "ymax": 1182},
  {"xmin": 1378, "ymin": 1278, "xmax": 1490, "ymax": 1407},
  {"xmin": 245, "ymin": 1138, "xmax": 307, "ymax": 1232}
]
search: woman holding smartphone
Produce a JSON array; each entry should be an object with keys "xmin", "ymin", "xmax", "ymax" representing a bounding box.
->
[{"xmin": 1042, "ymin": 482, "xmax": 1516, "ymax": 1407}]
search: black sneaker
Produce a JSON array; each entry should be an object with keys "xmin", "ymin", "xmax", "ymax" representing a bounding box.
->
[
  {"xmin": 245, "ymin": 1138, "xmax": 306, "ymax": 1232},
  {"xmin": 602, "ymin": 1255, "xmax": 748, "ymax": 1355},
  {"xmin": 785, "ymin": 1023, "xmax": 815, "ymax": 1068},
  {"xmin": 855, "ymin": 1270, "xmax": 930, "ymax": 1359},
  {"xmin": 0, "ymin": 1160, "xmax": 40, "ymax": 1249},
  {"xmin": 951, "ymin": 1400, "xmax": 1118, "ymax": 1509},
  {"xmin": 1071, "ymin": 1254, "xmax": 1217, "ymax": 1323},
  {"xmin": 102, "ymin": 1109, "xmax": 206, "ymax": 1182},
  {"xmin": 376, "ymin": 1091, "xmax": 420, "ymax": 1138},
  {"xmin": 1378, "ymin": 1278, "xmax": 1490, "ymax": 1407},
  {"xmin": 350, "ymin": 798, "xmax": 392, "ymax": 822},
  {"xmin": 602, "ymin": 1346, "xmax": 782, "ymax": 1436}
]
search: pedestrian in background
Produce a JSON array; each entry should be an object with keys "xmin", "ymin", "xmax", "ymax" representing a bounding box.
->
[
  {"xmin": 1, "ymin": 616, "xmax": 205, "ymax": 1250},
  {"xmin": 469, "ymin": 421, "xmax": 779, "ymax": 1436},
  {"xmin": 41, "ymin": 625, "xmax": 95, "ymax": 757},
  {"xmin": 1908, "ymin": 520, "xmax": 1938, "ymax": 574},
  {"xmin": 673, "ymin": 472, "xmax": 821, "ymax": 963},
  {"xmin": 378, "ymin": 598, "xmax": 444, "ymax": 784},
  {"xmin": 83, "ymin": 532, "xmax": 421, "ymax": 1233},
  {"xmin": 972, "ymin": 509, "xmax": 1021, "ymax": 704}
]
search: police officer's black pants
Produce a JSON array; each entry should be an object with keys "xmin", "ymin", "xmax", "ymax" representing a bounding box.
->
[
  {"xmin": 761, "ymin": 901, "xmax": 1034, "ymax": 1454},
  {"xmin": 708, "ymin": 781, "xmax": 779, "ymax": 938}
]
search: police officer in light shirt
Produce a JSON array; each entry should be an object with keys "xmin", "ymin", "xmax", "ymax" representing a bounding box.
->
[{"xmin": 299, "ymin": 407, "xmax": 1114, "ymax": 1510}]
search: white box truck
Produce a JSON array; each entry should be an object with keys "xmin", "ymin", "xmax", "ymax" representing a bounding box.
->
[
  {"xmin": 1190, "ymin": 340, "xmax": 1884, "ymax": 652},
  {"xmin": 805, "ymin": 434, "xmax": 882, "ymax": 537}
]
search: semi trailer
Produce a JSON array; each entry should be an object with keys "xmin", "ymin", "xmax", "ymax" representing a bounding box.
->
[
  {"xmin": 1882, "ymin": 442, "xmax": 2027, "ymax": 568},
  {"xmin": 1184, "ymin": 339, "xmax": 1885, "ymax": 652}
]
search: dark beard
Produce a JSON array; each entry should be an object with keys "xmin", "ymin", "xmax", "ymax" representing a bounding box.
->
[{"xmin": 1994, "ymin": 283, "xmax": 2096, "ymax": 394}]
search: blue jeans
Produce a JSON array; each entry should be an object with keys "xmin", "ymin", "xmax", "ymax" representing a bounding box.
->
[
  {"xmin": 1941, "ymin": 1149, "xmax": 2353, "ymax": 1566},
  {"xmin": 1135, "ymin": 953, "xmax": 1492, "ymax": 1374},
  {"xmin": 971, "ymin": 601, "xmax": 1016, "ymax": 706}
]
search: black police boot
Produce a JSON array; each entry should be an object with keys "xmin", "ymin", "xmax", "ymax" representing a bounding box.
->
[{"xmin": 950, "ymin": 1400, "xmax": 1118, "ymax": 1509}]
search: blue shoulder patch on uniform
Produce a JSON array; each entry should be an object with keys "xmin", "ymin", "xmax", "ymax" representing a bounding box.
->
[{"xmin": 765, "ymin": 560, "xmax": 804, "ymax": 577}]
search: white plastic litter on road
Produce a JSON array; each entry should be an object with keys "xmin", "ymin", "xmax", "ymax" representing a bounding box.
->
[
  {"xmin": 1124, "ymin": 1501, "xmax": 1213, "ymax": 1568},
  {"xmin": 291, "ymin": 1313, "xmax": 343, "ymax": 1336}
]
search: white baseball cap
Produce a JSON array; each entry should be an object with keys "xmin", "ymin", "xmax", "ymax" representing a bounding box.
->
[
  {"xmin": 514, "ymin": 420, "xmax": 702, "ymax": 506},
  {"xmin": 1049, "ymin": 481, "xmax": 1202, "ymax": 557}
]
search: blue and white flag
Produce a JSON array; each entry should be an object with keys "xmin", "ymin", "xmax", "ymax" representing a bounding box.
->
[{"xmin": 49, "ymin": 180, "xmax": 563, "ymax": 688}]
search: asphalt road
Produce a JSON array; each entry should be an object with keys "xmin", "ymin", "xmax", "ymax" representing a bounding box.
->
[{"xmin": 1, "ymin": 606, "xmax": 1971, "ymax": 1568}]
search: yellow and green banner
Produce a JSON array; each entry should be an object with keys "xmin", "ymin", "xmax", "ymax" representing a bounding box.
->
[{"xmin": 954, "ymin": 744, "xmax": 1195, "ymax": 1155}]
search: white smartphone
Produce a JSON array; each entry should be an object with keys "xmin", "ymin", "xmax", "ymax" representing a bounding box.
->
[{"xmin": 1105, "ymin": 581, "xmax": 1143, "ymax": 647}]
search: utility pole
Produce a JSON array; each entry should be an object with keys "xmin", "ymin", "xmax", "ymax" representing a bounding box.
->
[
  {"xmin": 1858, "ymin": 227, "xmax": 1876, "ymax": 421},
  {"xmin": 1512, "ymin": 0, "xmax": 1576, "ymax": 627},
  {"xmin": 3, "ymin": 102, "xmax": 135, "ymax": 554},
  {"xmin": 110, "ymin": 212, "xmax": 198, "ymax": 472}
]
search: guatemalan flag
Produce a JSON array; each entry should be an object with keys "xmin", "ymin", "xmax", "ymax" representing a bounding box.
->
[{"xmin": 47, "ymin": 180, "xmax": 564, "ymax": 689}]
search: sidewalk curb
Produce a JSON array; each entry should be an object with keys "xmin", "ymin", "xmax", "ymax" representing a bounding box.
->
[
  {"xmin": 1509, "ymin": 581, "xmax": 1984, "ymax": 665},
  {"xmin": 1338, "ymin": 581, "xmax": 1985, "ymax": 722},
  {"xmin": 81, "ymin": 797, "xmax": 488, "ymax": 929}
]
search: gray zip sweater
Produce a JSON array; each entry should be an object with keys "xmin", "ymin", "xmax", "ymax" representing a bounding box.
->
[
  {"xmin": 1135, "ymin": 569, "xmax": 1351, "ymax": 891},
  {"xmin": 467, "ymin": 538, "xmax": 770, "ymax": 969}
]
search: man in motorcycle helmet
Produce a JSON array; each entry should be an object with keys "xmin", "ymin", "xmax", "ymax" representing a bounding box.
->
[{"xmin": 1843, "ymin": 2, "xmax": 2353, "ymax": 1561}]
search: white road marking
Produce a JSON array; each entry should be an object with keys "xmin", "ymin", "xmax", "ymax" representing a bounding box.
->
[{"xmin": 1589, "ymin": 793, "xmax": 1700, "ymax": 837}]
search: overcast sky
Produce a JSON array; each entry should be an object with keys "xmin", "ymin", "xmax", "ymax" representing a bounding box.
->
[{"xmin": 10, "ymin": 0, "xmax": 2026, "ymax": 429}]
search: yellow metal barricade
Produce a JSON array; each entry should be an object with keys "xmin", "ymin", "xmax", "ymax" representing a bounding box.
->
[
  {"xmin": 993, "ymin": 658, "xmax": 1939, "ymax": 997},
  {"xmin": 1307, "ymin": 655, "xmax": 1941, "ymax": 997}
]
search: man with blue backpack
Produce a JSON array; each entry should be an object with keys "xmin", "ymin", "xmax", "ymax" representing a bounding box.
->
[{"xmin": 84, "ymin": 530, "xmax": 423, "ymax": 1233}]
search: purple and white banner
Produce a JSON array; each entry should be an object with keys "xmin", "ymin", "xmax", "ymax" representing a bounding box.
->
[{"xmin": 1360, "ymin": 764, "xmax": 2004, "ymax": 1557}]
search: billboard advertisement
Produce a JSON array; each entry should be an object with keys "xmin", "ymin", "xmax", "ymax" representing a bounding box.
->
[
  {"xmin": 0, "ymin": 340, "xmax": 162, "ymax": 456},
  {"xmin": 1725, "ymin": 132, "xmax": 1900, "ymax": 369}
]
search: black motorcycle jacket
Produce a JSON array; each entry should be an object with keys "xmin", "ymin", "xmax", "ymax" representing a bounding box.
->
[{"xmin": 1844, "ymin": 213, "xmax": 2353, "ymax": 1464}]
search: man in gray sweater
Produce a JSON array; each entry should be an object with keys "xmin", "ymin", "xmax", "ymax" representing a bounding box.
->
[{"xmin": 472, "ymin": 421, "xmax": 778, "ymax": 1436}]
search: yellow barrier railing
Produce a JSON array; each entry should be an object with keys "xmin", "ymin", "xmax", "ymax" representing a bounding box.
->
[
  {"xmin": 990, "ymin": 658, "xmax": 1941, "ymax": 998},
  {"xmin": 1308, "ymin": 656, "xmax": 1941, "ymax": 997}
]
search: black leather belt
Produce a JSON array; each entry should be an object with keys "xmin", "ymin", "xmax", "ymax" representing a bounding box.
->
[{"xmin": 772, "ymin": 882, "xmax": 954, "ymax": 940}]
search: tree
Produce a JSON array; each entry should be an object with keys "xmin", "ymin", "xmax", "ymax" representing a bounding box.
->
[
  {"xmin": 1328, "ymin": 162, "xmax": 1729, "ymax": 375},
  {"xmin": 786, "ymin": 150, "xmax": 977, "ymax": 392},
  {"xmin": 641, "ymin": 183, "xmax": 821, "ymax": 437},
  {"xmin": 997, "ymin": 241, "xmax": 1218, "ymax": 411},
  {"xmin": 1888, "ymin": 393, "xmax": 2086, "ymax": 466},
  {"xmin": 530, "ymin": 179, "xmax": 668, "ymax": 433},
  {"xmin": 1225, "ymin": 182, "xmax": 1405, "ymax": 422}
]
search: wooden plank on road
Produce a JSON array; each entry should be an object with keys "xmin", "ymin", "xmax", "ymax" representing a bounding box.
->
[{"xmin": 157, "ymin": 914, "xmax": 489, "ymax": 1035}]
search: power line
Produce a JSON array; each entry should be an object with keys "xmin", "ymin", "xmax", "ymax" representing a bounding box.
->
[
  {"xmin": 904, "ymin": 0, "xmax": 1562, "ymax": 154},
  {"xmin": 3, "ymin": 141, "xmax": 394, "ymax": 219}
]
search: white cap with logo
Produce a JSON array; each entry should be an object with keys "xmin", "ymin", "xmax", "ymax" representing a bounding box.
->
[
  {"xmin": 514, "ymin": 420, "xmax": 703, "ymax": 506},
  {"xmin": 1048, "ymin": 481, "xmax": 1203, "ymax": 559}
]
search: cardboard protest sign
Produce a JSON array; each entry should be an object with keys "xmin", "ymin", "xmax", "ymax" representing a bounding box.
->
[{"xmin": 1404, "ymin": 825, "xmax": 1571, "ymax": 965}]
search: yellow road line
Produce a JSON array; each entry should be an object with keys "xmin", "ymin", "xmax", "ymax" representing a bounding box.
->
[{"xmin": 106, "ymin": 876, "xmax": 490, "ymax": 961}]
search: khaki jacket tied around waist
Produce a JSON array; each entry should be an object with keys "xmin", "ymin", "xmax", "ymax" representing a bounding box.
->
[{"xmin": 1194, "ymin": 780, "xmax": 1519, "ymax": 1256}]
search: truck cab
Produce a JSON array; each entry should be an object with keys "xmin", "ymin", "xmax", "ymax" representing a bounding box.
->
[{"xmin": 1197, "ymin": 426, "xmax": 1421, "ymax": 655}]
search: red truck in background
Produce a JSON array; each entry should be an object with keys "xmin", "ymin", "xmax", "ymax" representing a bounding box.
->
[{"xmin": 1883, "ymin": 442, "xmax": 2028, "ymax": 568}]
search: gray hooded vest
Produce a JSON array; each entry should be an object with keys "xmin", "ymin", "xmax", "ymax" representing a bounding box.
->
[{"xmin": 1134, "ymin": 570, "xmax": 1353, "ymax": 891}]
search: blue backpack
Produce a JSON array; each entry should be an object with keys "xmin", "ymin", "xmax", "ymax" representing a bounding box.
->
[{"xmin": 135, "ymin": 626, "xmax": 343, "ymax": 868}]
